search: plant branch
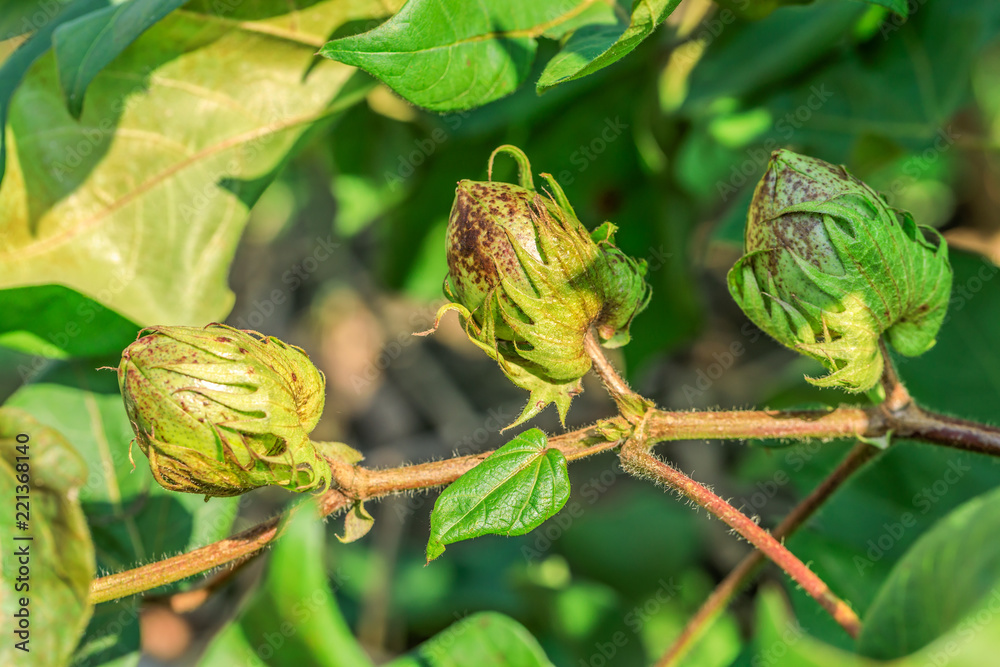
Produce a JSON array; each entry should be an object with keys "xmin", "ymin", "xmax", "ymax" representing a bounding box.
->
[
  {"xmin": 618, "ymin": 437, "xmax": 862, "ymax": 639},
  {"xmin": 879, "ymin": 339, "xmax": 912, "ymax": 413},
  {"xmin": 655, "ymin": 441, "xmax": 877, "ymax": 667},
  {"xmin": 89, "ymin": 400, "xmax": 1000, "ymax": 604},
  {"xmin": 89, "ymin": 426, "xmax": 613, "ymax": 604},
  {"xmin": 583, "ymin": 329, "xmax": 650, "ymax": 420}
]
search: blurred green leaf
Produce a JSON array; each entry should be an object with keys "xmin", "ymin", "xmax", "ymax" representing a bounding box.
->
[
  {"xmin": 537, "ymin": 0, "xmax": 682, "ymax": 93},
  {"xmin": 683, "ymin": 3, "xmax": 866, "ymax": 110},
  {"xmin": 386, "ymin": 611, "xmax": 555, "ymax": 667},
  {"xmin": 864, "ymin": 0, "xmax": 908, "ymax": 17},
  {"xmin": 53, "ymin": 0, "xmax": 187, "ymax": 118},
  {"xmin": 0, "ymin": 285, "xmax": 140, "ymax": 359},
  {"xmin": 758, "ymin": 0, "xmax": 1000, "ymax": 163},
  {"xmin": 772, "ymin": 252, "xmax": 1000, "ymax": 648},
  {"xmin": 71, "ymin": 598, "xmax": 140, "ymax": 667},
  {"xmin": 857, "ymin": 474, "xmax": 1000, "ymax": 658},
  {"xmin": 0, "ymin": 0, "xmax": 385, "ymax": 327},
  {"xmin": 427, "ymin": 428, "xmax": 570, "ymax": 562},
  {"xmin": 198, "ymin": 500, "xmax": 372, "ymax": 667},
  {"xmin": 753, "ymin": 582, "xmax": 1000, "ymax": 667},
  {"xmin": 0, "ymin": 0, "xmax": 107, "ymax": 188},
  {"xmin": 6, "ymin": 361, "xmax": 238, "ymax": 582},
  {"xmin": 0, "ymin": 407, "xmax": 94, "ymax": 667}
]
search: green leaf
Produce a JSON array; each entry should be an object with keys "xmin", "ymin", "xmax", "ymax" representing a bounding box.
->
[
  {"xmin": 752, "ymin": 583, "xmax": 1000, "ymax": 667},
  {"xmin": 71, "ymin": 598, "xmax": 140, "ymax": 667},
  {"xmin": 6, "ymin": 361, "xmax": 238, "ymax": 584},
  {"xmin": 0, "ymin": 285, "xmax": 140, "ymax": 359},
  {"xmin": 320, "ymin": 0, "xmax": 596, "ymax": 111},
  {"xmin": 0, "ymin": 0, "xmax": 107, "ymax": 189},
  {"xmin": 537, "ymin": 0, "xmax": 682, "ymax": 93},
  {"xmin": 53, "ymin": 0, "xmax": 187, "ymax": 118},
  {"xmin": 858, "ymin": 485, "xmax": 1000, "ymax": 659},
  {"xmin": 198, "ymin": 500, "xmax": 372, "ymax": 667},
  {"xmin": 760, "ymin": 255, "xmax": 1000, "ymax": 651},
  {"xmin": 683, "ymin": 2, "xmax": 866, "ymax": 111},
  {"xmin": 0, "ymin": 407, "xmax": 95, "ymax": 667},
  {"xmin": 426, "ymin": 428, "xmax": 570, "ymax": 561},
  {"xmin": 864, "ymin": 0, "xmax": 908, "ymax": 18},
  {"xmin": 0, "ymin": 1, "xmax": 385, "ymax": 327},
  {"xmin": 386, "ymin": 611, "xmax": 555, "ymax": 667},
  {"xmin": 754, "ymin": 0, "xmax": 1000, "ymax": 163}
]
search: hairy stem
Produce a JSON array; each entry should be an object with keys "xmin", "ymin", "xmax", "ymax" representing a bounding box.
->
[
  {"xmin": 89, "ymin": 489, "xmax": 350, "ymax": 603},
  {"xmin": 90, "ymin": 426, "xmax": 613, "ymax": 604},
  {"xmin": 89, "ymin": 403, "xmax": 1000, "ymax": 604},
  {"xmin": 879, "ymin": 339, "xmax": 912, "ymax": 413},
  {"xmin": 583, "ymin": 329, "xmax": 648, "ymax": 419},
  {"xmin": 619, "ymin": 437, "xmax": 862, "ymax": 639},
  {"xmin": 655, "ymin": 441, "xmax": 877, "ymax": 667}
]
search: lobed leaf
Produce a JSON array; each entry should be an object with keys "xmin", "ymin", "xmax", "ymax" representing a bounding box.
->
[
  {"xmin": 0, "ymin": 0, "xmax": 395, "ymax": 327},
  {"xmin": 53, "ymin": 0, "xmax": 188, "ymax": 118}
]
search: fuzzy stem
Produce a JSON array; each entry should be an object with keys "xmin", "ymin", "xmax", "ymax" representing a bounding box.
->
[
  {"xmin": 583, "ymin": 329, "xmax": 648, "ymax": 419},
  {"xmin": 89, "ymin": 427, "xmax": 614, "ymax": 604},
  {"xmin": 879, "ymin": 339, "xmax": 912, "ymax": 413},
  {"xmin": 89, "ymin": 404, "xmax": 1000, "ymax": 604},
  {"xmin": 619, "ymin": 437, "xmax": 862, "ymax": 639},
  {"xmin": 655, "ymin": 441, "xmax": 877, "ymax": 667}
]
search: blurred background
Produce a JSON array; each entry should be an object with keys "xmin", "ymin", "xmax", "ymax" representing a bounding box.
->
[{"xmin": 4, "ymin": 0, "xmax": 1000, "ymax": 665}]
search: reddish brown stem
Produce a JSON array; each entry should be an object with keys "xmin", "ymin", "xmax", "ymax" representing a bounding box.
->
[
  {"xmin": 89, "ymin": 428, "xmax": 613, "ymax": 604},
  {"xmin": 89, "ymin": 403, "xmax": 1000, "ymax": 604},
  {"xmin": 619, "ymin": 438, "xmax": 862, "ymax": 640},
  {"xmin": 656, "ymin": 441, "xmax": 877, "ymax": 667}
]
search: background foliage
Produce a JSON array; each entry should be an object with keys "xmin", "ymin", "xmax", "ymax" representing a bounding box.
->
[{"xmin": 2, "ymin": 0, "xmax": 1000, "ymax": 665}]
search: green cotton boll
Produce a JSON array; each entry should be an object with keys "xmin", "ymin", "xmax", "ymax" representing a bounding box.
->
[
  {"xmin": 118, "ymin": 324, "xmax": 334, "ymax": 497},
  {"xmin": 728, "ymin": 149, "xmax": 953, "ymax": 393},
  {"xmin": 439, "ymin": 145, "xmax": 651, "ymax": 428}
]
